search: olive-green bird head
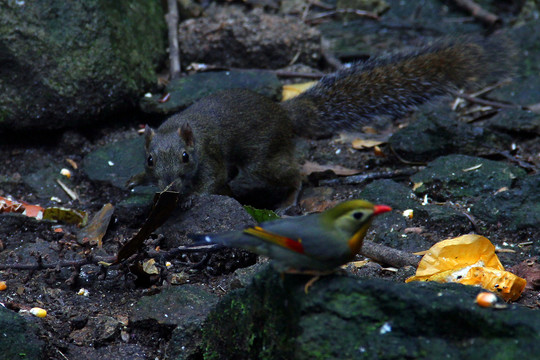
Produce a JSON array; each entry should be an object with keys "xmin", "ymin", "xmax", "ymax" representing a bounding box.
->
[
  {"xmin": 196, "ymin": 199, "xmax": 392, "ymax": 272},
  {"xmin": 321, "ymin": 199, "xmax": 393, "ymax": 256}
]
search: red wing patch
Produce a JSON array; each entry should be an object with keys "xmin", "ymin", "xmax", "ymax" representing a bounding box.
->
[{"xmin": 243, "ymin": 226, "xmax": 304, "ymax": 254}]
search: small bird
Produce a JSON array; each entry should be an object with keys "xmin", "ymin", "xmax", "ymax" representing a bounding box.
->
[{"xmin": 194, "ymin": 200, "xmax": 392, "ymax": 273}]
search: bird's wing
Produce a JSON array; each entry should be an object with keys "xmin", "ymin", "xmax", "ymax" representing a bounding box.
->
[{"xmin": 243, "ymin": 226, "xmax": 305, "ymax": 254}]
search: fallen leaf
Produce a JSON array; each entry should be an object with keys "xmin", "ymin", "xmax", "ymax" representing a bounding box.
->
[
  {"xmin": 66, "ymin": 158, "xmax": 79, "ymax": 169},
  {"xmin": 0, "ymin": 196, "xmax": 44, "ymax": 219},
  {"xmin": 114, "ymin": 190, "xmax": 179, "ymax": 264},
  {"xmin": 509, "ymin": 257, "xmax": 540, "ymax": 290},
  {"xmin": 301, "ymin": 161, "xmax": 361, "ymax": 176},
  {"xmin": 77, "ymin": 203, "xmax": 115, "ymax": 247},
  {"xmin": 351, "ymin": 139, "xmax": 385, "ymax": 149},
  {"xmin": 281, "ymin": 81, "xmax": 317, "ymax": 101},
  {"xmin": 373, "ymin": 145, "xmax": 385, "ymax": 157},
  {"xmin": 346, "ymin": 260, "xmax": 370, "ymax": 268},
  {"xmin": 299, "ymin": 198, "xmax": 339, "ymax": 213},
  {"xmin": 142, "ymin": 259, "xmax": 159, "ymax": 275},
  {"xmin": 43, "ymin": 207, "xmax": 88, "ymax": 226},
  {"xmin": 406, "ymin": 234, "xmax": 526, "ymax": 301}
]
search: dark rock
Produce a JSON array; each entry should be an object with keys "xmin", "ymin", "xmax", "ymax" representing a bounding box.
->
[
  {"xmin": 317, "ymin": 0, "xmax": 483, "ymax": 59},
  {"xmin": 81, "ymin": 134, "xmax": 156, "ymax": 222},
  {"xmin": 158, "ymin": 194, "xmax": 258, "ymax": 275},
  {"xmin": 23, "ymin": 164, "xmax": 76, "ymax": 203},
  {"xmin": 359, "ymin": 179, "xmax": 475, "ymax": 247},
  {"xmin": 359, "ymin": 179, "xmax": 420, "ymax": 211},
  {"xmin": 69, "ymin": 315, "xmax": 121, "ymax": 346},
  {"xmin": 0, "ymin": 306, "xmax": 45, "ymax": 359},
  {"xmin": 472, "ymin": 173, "xmax": 540, "ymax": 231},
  {"xmin": 70, "ymin": 315, "xmax": 89, "ymax": 331},
  {"xmin": 420, "ymin": 203, "xmax": 471, "ymax": 233},
  {"xmin": 129, "ymin": 284, "xmax": 218, "ymax": 360},
  {"xmin": 490, "ymin": 77, "xmax": 540, "ymax": 108},
  {"xmin": 140, "ymin": 70, "xmax": 283, "ymax": 115},
  {"xmin": 201, "ymin": 266, "xmax": 540, "ymax": 359},
  {"xmin": 389, "ymin": 107, "xmax": 508, "ymax": 163},
  {"xmin": 0, "ymin": 237, "xmax": 83, "ymax": 275},
  {"xmin": 0, "ymin": 1, "xmax": 166, "ymax": 131},
  {"xmin": 158, "ymin": 194, "xmax": 255, "ymax": 248},
  {"xmin": 78, "ymin": 264, "xmax": 102, "ymax": 288},
  {"xmin": 485, "ymin": 108, "xmax": 540, "ymax": 135},
  {"xmin": 505, "ymin": 21, "xmax": 540, "ymax": 78},
  {"xmin": 82, "ymin": 136, "xmax": 146, "ymax": 189},
  {"xmin": 411, "ymin": 154, "xmax": 526, "ymax": 201},
  {"xmin": 131, "ymin": 284, "xmax": 218, "ymax": 326},
  {"xmin": 178, "ymin": 6, "xmax": 321, "ymax": 69}
]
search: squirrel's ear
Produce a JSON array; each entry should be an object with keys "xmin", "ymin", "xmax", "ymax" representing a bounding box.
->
[
  {"xmin": 179, "ymin": 123, "xmax": 194, "ymax": 147},
  {"xmin": 144, "ymin": 125, "xmax": 155, "ymax": 149}
]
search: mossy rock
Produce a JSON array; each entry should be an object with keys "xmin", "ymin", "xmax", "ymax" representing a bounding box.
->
[{"xmin": 0, "ymin": 0, "xmax": 166, "ymax": 130}]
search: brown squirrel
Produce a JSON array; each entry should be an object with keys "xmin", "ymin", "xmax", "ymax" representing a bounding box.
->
[{"xmin": 132, "ymin": 36, "xmax": 512, "ymax": 208}]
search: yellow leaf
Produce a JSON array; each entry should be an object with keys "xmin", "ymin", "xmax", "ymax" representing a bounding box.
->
[
  {"xmin": 351, "ymin": 139, "xmax": 385, "ymax": 149},
  {"xmin": 43, "ymin": 207, "xmax": 88, "ymax": 226},
  {"xmin": 406, "ymin": 234, "xmax": 526, "ymax": 301},
  {"xmin": 142, "ymin": 259, "xmax": 159, "ymax": 275},
  {"xmin": 281, "ymin": 81, "xmax": 317, "ymax": 101}
]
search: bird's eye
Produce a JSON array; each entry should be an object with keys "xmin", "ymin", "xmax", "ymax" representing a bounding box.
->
[
  {"xmin": 147, "ymin": 155, "xmax": 154, "ymax": 167},
  {"xmin": 182, "ymin": 151, "xmax": 189, "ymax": 163},
  {"xmin": 353, "ymin": 212, "xmax": 364, "ymax": 220}
]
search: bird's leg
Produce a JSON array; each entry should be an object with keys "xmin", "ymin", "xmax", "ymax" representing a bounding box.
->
[{"xmin": 284, "ymin": 268, "xmax": 337, "ymax": 293}]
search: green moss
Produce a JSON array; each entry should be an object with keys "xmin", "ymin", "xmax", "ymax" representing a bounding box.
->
[
  {"xmin": 0, "ymin": 0, "xmax": 166, "ymax": 129},
  {"xmin": 202, "ymin": 267, "xmax": 300, "ymax": 359}
]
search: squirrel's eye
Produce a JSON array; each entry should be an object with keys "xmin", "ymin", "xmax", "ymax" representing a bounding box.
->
[
  {"xmin": 147, "ymin": 155, "xmax": 154, "ymax": 167},
  {"xmin": 182, "ymin": 151, "xmax": 189, "ymax": 163},
  {"xmin": 353, "ymin": 212, "xmax": 364, "ymax": 220}
]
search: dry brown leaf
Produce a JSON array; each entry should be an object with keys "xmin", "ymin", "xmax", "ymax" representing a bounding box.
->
[
  {"xmin": 509, "ymin": 257, "xmax": 540, "ymax": 291},
  {"xmin": 299, "ymin": 198, "xmax": 339, "ymax": 213}
]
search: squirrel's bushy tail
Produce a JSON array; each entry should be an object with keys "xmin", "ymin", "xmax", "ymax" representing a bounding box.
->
[{"xmin": 282, "ymin": 36, "xmax": 514, "ymax": 138}]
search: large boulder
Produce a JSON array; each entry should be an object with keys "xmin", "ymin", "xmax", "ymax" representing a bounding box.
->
[
  {"xmin": 201, "ymin": 266, "xmax": 540, "ymax": 359},
  {"xmin": 0, "ymin": 0, "xmax": 166, "ymax": 131}
]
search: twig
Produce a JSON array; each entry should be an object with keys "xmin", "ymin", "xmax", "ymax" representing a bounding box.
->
[
  {"xmin": 450, "ymin": 89, "xmax": 520, "ymax": 109},
  {"xmin": 492, "ymin": 150, "xmax": 537, "ymax": 172},
  {"xmin": 361, "ymin": 240, "xmax": 420, "ymax": 268},
  {"xmin": 450, "ymin": 0, "xmax": 501, "ymax": 27},
  {"xmin": 56, "ymin": 179, "xmax": 78, "ymax": 200},
  {"xmin": 470, "ymin": 79, "xmax": 512, "ymax": 97},
  {"xmin": 166, "ymin": 0, "xmax": 181, "ymax": 79},
  {"xmin": 0, "ymin": 255, "xmax": 116, "ymax": 270},
  {"xmin": 319, "ymin": 168, "xmax": 418, "ymax": 186}
]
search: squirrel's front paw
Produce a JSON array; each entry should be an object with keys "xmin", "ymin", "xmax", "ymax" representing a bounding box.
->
[{"xmin": 179, "ymin": 194, "xmax": 198, "ymax": 211}]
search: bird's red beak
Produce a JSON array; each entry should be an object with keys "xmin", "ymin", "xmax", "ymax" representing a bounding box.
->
[{"xmin": 373, "ymin": 204, "xmax": 392, "ymax": 215}]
